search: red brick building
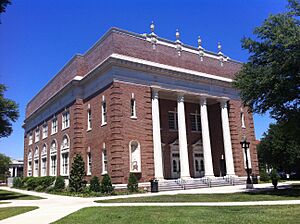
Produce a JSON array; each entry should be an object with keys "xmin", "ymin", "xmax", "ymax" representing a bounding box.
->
[{"xmin": 23, "ymin": 25, "xmax": 258, "ymax": 187}]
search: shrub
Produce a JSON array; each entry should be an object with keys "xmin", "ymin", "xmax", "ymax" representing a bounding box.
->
[
  {"xmin": 101, "ymin": 174, "xmax": 114, "ymax": 194},
  {"xmin": 90, "ymin": 176, "xmax": 101, "ymax": 192},
  {"xmin": 270, "ymin": 169, "xmax": 280, "ymax": 181},
  {"xmin": 13, "ymin": 177, "xmax": 23, "ymax": 188},
  {"xmin": 69, "ymin": 154, "xmax": 86, "ymax": 192},
  {"xmin": 259, "ymin": 169, "xmax": 270, "ymax": 182},
  {"xmin": 35, "ymin": 185, "xmax": 45, "ymax": 192},
  {"xmin": 127, "ymin": 173, "xmax": 138, "ymax": 193},
  {"xmin": 26, "ymin": 177, "xmax": 39, "ymax": 190},
  {"xmin": 39, "ymin": 176, "xmax": 56, "ymax": 190},
  {"xmin": 54, "ymin": 176, "xmax": 65, "ymax": 192}
]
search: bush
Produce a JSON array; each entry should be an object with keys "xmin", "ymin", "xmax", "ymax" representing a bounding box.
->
[
  {"xmin": 90, "ymin": 176, "xmax": 101, "ymax": 192},
  {"xmin": 54, "ymin": 176, "xmax": 65, "ymax": 192},
  {"xmin": 127, "ymin": 173, "xmax": 138, "ymax": 193},
  {"xmin": 13, "ymin": 177, "xmax": 23, "ymax": 188},
  {"xmin": 26, "ymin": 177, "xmax": 39, "ymax": 190},
  {"xmin": 270, "ymin": 169, "xmax": 280, "ymax": 181},
  {"xmin": 101, "ymin": 174, "xmax": 114, "ymax": 194},
  {"xmin": 69, "ymin": 154, "xmax": 86, "ymax": 192},
  {"xmin": 259, "ymin": 169, "xmax": 270, "ymax": 182},
  {"xmin": 39, "ymin": 176, "xmax": 56, "ymax": 190}
]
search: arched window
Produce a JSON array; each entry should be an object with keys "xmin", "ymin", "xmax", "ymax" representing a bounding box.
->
[
  {"xmin": 50, "ymin": 140, "xmax": 57, "ymax": 176},
  {"xmin": 129, "ymin": 140, "xmax": 141, "ymax": 172},
  {"xmin": 60, "ymin": 135, "xmax": 70, "ymax": 176},
  {"xmin": 41, "ymin": 144, "xmax": 47, "ymax": 176},
  {"xmin": 33, "ymin": 146, "xmax": 39, "ymax": 177}
]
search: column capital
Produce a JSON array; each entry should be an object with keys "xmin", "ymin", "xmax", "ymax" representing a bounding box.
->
[
  {"xmin": 152, "ymin": 89, "xmax": 159, "ymax": 100},
  {"xmin": 199, "ymin": 97, "xmax": 207, "ymax": 106},
  {"xmin": 177, "ymin": 93, "xmax": 185, "ymax": 102},
  {"xmin": 219, "ymin": 98, "xmax": 229, "ymax": 108}
]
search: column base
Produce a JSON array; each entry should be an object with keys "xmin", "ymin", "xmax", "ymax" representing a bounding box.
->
[
  {"xmin": 180, "ymin": 176, "xmax": 192, "ymax": 180},
  {"xmin": 204, "ymin": 175, "xmax": 215, "ymax": 179}
]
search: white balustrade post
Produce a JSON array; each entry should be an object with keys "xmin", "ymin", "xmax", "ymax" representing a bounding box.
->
[
  {"xmin": 200, "ymin": 98, "xmax": 214, "ymax": 177},
  {"xmin": 220, "ymin": 99, "xmax": 235, "ymax": 176},
  {"xmin": 177, "ymin": 94, "xmax": 191, "ymax": 179},
  {"xmin": 151, "ymin": 89, "xmax": 164, "ymax": 179}
]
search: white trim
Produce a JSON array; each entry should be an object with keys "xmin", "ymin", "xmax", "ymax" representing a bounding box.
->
[{"xmin": 110, "ymin": 53, "xmax": 233, "ymax": 83}]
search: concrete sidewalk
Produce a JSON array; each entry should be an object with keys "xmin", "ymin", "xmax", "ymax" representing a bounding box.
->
[{"xmin": 0, "ymin": 181, "xmax": 299, "ymax": 224}]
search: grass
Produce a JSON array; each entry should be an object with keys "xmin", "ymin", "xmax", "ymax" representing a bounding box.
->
[
  {"xmin": 0, "ymin": 189, "xmax": 44, "ymax": 200},
  {"xmin": 54, "ymin": 205, "xmax": 300, "ymax": 224},
  {"xmin": 0, "ymin": 206, "xmax": 38, "ymax": 220},
  {"xmin": 96, "ymin": 185, "xmax": 300, "ymax": 203}
]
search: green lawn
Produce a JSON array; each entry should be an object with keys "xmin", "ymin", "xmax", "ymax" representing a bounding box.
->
[
  {"xmin": 0, "ymin": 206, "xmax": 38, "ymax": 220},
  {"xmin": 0, "ymin": 189, "xmax": 44, "ymax": 200},
  {"xmin": 96, "ymin": 186, "xmax": 300, "ymax": 203},
  {"xmin": 54, "ymin": 205, "xmax": 300, "ymax": 224}
]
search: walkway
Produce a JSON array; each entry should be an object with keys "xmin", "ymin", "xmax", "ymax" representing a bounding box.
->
[{"xmin": 0, "ymin": 181, "xmax": 299, "ymax": 224}]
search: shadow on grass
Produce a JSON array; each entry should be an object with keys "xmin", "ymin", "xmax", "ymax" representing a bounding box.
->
[
  {"xmin": 246, "ymin": 185, "xmax": 300, "ymax": 198},
  {"xmin": 0, "ymin": 190, "xmax": 44, "ymax": 200}
]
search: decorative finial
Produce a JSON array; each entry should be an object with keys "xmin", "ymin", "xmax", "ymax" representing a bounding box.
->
[
  {"xmin": 218, "ymin": 42, "xmax": 222, "ymax": 54},
  {"xmin": 198, "ymin": 36, "xmax": 204, "ymax": 61},
  {"xmin": 198, "ymin": 36, "xmax": 202, "ymax": 49},
  {"xmin": 150, "ymin": 21, "xmax": 155, "ymax": 33},
  {"xmin": 176, "ymin": 29, "xmax": 180, "ymax": 41}
]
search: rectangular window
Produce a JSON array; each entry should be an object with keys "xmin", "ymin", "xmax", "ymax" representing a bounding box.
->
[
  {"xmin": 34, "ymin": 160, "xmax": 39, "ymax": 177},
  {"xmin": 62, "ymin": 111, "xmax": 70, "ymax": 130},
  {"xmin": 61, "ymin": 153, "xmax": 69, "ymax": 176},
  {"xmin": 42, "ymin": 124, "xmax": 48, "ymax": 139},
  {"xmin": 130, "ymin": 94, "xmax": 137, "ymax": 118},
  {"xmin": 50, "ymin": 155, "xmax": 57, "ymax": 176},
  {"xmin": 28, "ymin": 161, "xmax": 32, "ymax": 176},
  {"xmin": 190, "ymin": 113, "xmax": 201, "ymax": 132},
  {"xmin": 29, "ymin": 132, "xmax": 33, "ymax": 145},
  {"xmin": 102, "ymin": 144, "xmax": 107, "ymax": 174},
  {"xmin": 35, "ymin": 128, "xmax": 40, "ymax": 143},
  {"xmin": 168, "ymin": 111, "xmax": 178, "ymax": 130},
  {"xmin": 41, "ymin": 158, "xmax": 47, "ymax": 176},
  {"xmin": 87, "ymin": 152, "xmax": 92, "ymax": 175},
  {"xmin": 87, "ymin": 109, "xmax": 92, "ymax": 130},
  {"xmin": 101, "ymin": 96, "xmax": 107, "ymax": 125},
  {"xmin": 51, "ymin": 118, "xmax": 58, "ymax": 134}
]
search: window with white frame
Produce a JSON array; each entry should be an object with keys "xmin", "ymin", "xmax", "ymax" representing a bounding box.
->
[
  {"xmin": 50, "ymin": 140, "xmax": 57, "ymax": 176},
  {"xmin": 87, "ymin": 152, "xmax": 92, "ymax": 175},
  {"xmin": 190, "ymin": 110, "xmax": 201, "ymax": 132},
  {"xmin": 51, "ymin": 117, "xmax": 58, "ymax": 134},
  {"xmin": 34, "ymin": 147, "xmax": 39, "ymax": 177},
  {"xmin": 168, "ymin": 111, "xmax": 178, "ymax": 130},
  {"xmin": 60, "ymin": 135, "xmax": 70, "ymax": 176},
  {"xmin": 62, "ymin": 111, "xmax": 70, "ymax": 130},
  {"xmin": 130, "ymin": 93, "xmax": 137, "ymax": 118},
  {"xmin": 27, "ymin": 150, "xmax": 32, "ymax": 176},
  {"xmin": 35, "ymin": 128, "xmax": 40, "ymax": 143},
  {"xmin": 87, "ymin": 109, "xmax": 92, "ymax": 130},
  {"xmin": 101, "ymin": 96, "xmax": 107, "ymax": 125},
  {"xmin": 102, "ymin": 143, "xmax": 107, "ymax": 174},
  {"xmin": 129, "ymin": 140, "xmax": 141, "ymax": 172},
  {"xmin": 41, "ymin": 144, "xmax": 47, "ymax": 176},
  {"xmin": 241, "ymin": 112, "xmax": 246, "ymax": 128},
  {"xmin": 42, "ymin": 123, "xmax": 48, "ymax": 139},
  {"xmin": 29, "ymin": 132, "xmax": 33, "ymax": 145}
]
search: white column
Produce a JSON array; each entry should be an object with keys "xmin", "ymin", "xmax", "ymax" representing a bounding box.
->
[
  {"xmin": 151, "ymin": 89, "xmax": 164, "ymax": 179},
  {"xmin": 200, "ymin": 98, "xmax": 214, "ymax": 177},
  {"xmin": 220, "ymin": 99, "xmax": 235, "ymax": 176},
  {"xmin": 177, "ymin": 94, "xmax": 191, "ymax": 179}
]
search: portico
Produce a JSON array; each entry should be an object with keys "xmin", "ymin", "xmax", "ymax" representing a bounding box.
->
[{"xmin": 152, "ymin": 87, "xmax": 235, "ymax": 180}]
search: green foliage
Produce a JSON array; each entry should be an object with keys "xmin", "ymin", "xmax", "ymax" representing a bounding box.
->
[
  {"xmin": 101, "ymin": 174, "xmax": 114, "ymax": 194},
  {"xmin": 258, "ymin": 123, "xmax": 300, "ymax": 173},
  {"xmin": 127, "ymin": 173, "xmax": 139, "ymax": 193},
  {"xmin": 89, "ymin": 176, "xmax": 101, "ymax": 192},
  {"xmin": 12, "ymin": 177, "xmax": 23, "ymax": 188},
  {"xmin": 0, "ymin": 153, "xmax": 10, "ymax": 180},
  {"xmin": 26, "ymin": 177, "xmax": 39, "ymax": 190},
  {"xmin": 259, "ymin": 169, "xmax": 270, "ymax": 182},
  {"xmin": 0, "ymin": 84, "xmax": 19, "ymax": 138},
  {"xmin": 0, "ymin": 0, "xmax": 11, "ymax": 14},
  {"xmin": 54, "ymin": 176, "xmax": 65, "ymax": 192},
  {"xmin": 233, "ymin": 0, "xmax": 300, "ymax": 143},
  {"xmin": 69, "ymin": 154, "xmax": 86, "ymax": 192},
  {"xmin": 270, "ymin": 169, "xmax": 280, "ymax": 181}
]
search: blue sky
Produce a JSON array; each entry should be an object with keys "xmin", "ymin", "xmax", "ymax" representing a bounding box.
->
[{"xmin": 0, "ymin": 0, "xmax": 287, "ymax": 159}]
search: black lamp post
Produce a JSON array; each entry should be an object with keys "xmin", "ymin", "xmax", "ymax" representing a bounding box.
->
[{"xmin": 240, "ymin": 136, "xmax": 253, "ymax": 189}]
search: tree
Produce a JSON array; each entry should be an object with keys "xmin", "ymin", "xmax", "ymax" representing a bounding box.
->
[
  {"xmin": 0, "ymin": 0, "xmax": 11, "ymax": 14},
  {"xmin": 127, "ymin": 173, "xmax": 139, "ymax": 193},
  {"xmin": 100, "ymin": 174, "xmax": 114, "ymax": 194},
  {"xmin": 257, "ymin": 123, "xmax": 300, "ymax": 174},
  {"xmin": 234, "ymin": 0, "xmax": 300, "ymax": 142},
  {"xmin": 0, "ymin": 84, "xmax": 19, "ymax": 138},
  {"xmin": 0, "ymin": 153, "xmax": 10, "ymax": 180},
  {"xmin": 69, "ymin": 154, "xmax": 86, "ymax": 192},
  {"xmin": 89, "ymin": 176, "xmax": 101, "ymax": 192}
]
